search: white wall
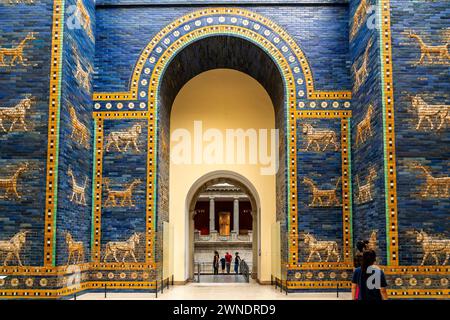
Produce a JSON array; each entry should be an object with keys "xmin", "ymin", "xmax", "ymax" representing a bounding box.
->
[{"xmin": 169, "ymin": 69, "xmax": 276, "ymax": 283}]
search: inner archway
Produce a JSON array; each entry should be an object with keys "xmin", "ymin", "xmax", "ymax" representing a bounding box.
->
[
  {"xmin": 167, "ymin": 68, "xmax": 279, "ymax": 283},
  {"xmin": 186, "ymin": 171, "xmax": 260, "ymax": 283}
]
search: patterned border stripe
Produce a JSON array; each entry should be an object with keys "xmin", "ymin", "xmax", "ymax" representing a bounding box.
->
[
  {"xmin": 288, "ymin": 281, "xmax": 352, "ymax": 289},
  {"xmin": 43, "ymin": 0, "xmax": 65, "ymax": 266},
  {"xmin": 296, "ymin": 111, "xmax": 352, "ymax": 119},
  {"xmin": 387, "ymin": 289, "xmax": 450, "ymax": 299},
  {"xmin": 2, "ymin": 285, "xmax": 448, "ymax": 299},
  {"xmin": 146, "ymin": 114, "xmax": 155, "ymax": 262},
  {"xmin": 341, "ymin": 117, "xmax": 352, "ymax": 262},
  {"xmin": 346, "ymin": 118, "xmax": 354, "ymax": 259},
  {"xmin": 379, "ymin": 0, "xmax": 399, "ymax": 266},
  {"xmin": 0, "ymin": 281, "xmax": 157, "ymax": 299},
  {"xmin": 92, "ymin": 116, "xmax": 104, "ymax": 261},
  {"xmin": 1, "ymin": 264, "xmax": 445, "ymax": 276}
]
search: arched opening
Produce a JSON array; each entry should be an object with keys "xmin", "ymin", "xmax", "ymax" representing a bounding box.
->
[
  {"xmin": 185, "ymin": 171, "xmax": 261, "ymax": 282},
  {"xmin": 158, "ymin": 36, "xmax": 286, "ymax": 284}
]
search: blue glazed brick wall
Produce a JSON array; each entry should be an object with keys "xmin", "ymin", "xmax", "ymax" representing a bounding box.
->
[
  {"xmin": 47, "ymin": 0, "xmax": 95, "ymax": 285},
  {"xmin": 97, "ymin": 0, "xmax": 349, "ymax": 5},
  {"xmin": 297, "ymin": 118, "xmax": 344, "ymax": 263},
  {"xmin": 390, "ymin": 0, "xmax": 449, "ymax": 267},
  {"xmin": 349, "ymin": 0, "xmax": 388, "ymax": 265},
  {"xmin": 100, "ymin": 119, "xmax": 148, "ymax": 262},
  {"xmin": 94, "ymin": 5, "xmax": 352, "ymax": 93},
  {"xmin": 1, "ymin": 0, "xmax": 447, "ymax": 297},
  {"xmin": 94, "ymin": 3, "xmax": 353, "ymax": 272},
  {"xmin": 55, "ymin": 0, "xmax": 95, "ymax": 270},
  {"xmin": 0, "ymin": 1, "xmax": 53, "ymax": 267}
]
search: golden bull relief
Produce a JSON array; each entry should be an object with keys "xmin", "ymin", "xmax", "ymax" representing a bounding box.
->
[
  {"xmin": 0, "ymin": 162, "xmax": 28, "ymax": 200},
  {"xmin": 73, "ymin": 45, "xmax": 93, "ymax": 93},
  {"xmin": 64, "ymin": 231, "xmax": 84, "ymax": 265},
  {"xmin": 103, "ymin": 233, "xmax": 140, "ymax": 263},
  {"xmin": 416, "ymin": 230, "xmax": 450, "ymax": 266},
  {"xmin": 355, "ymin": 104, "xmax": 374, "ymax": 146},
  {"xmin": 105, "ymin": 124, "xmax": 142, "ymax": 153},
  {"xmin": 350, "ymin": 0, "xmax": 369, "ymax": 40},
  {"xmin": 0, "ymin": 32, "xmax": 36, "ymax": 67},
  {"xmin": 367, "ymin": 230, "xmax": 378, "ymax": 252},
  {"xmin": 304, "ymin": 233, "xmax": 340, "ymax": 263},
  {"xmin": 355, "ymin": 167, "xmax": 377, "ymax": 204},
  {"xmin": 301, "ymin": 123, "xmax": 339, "ymax": 152},
  {"xmin": 0, "ymin": 1, "xmax": 35, "ymax": 4},
  {"xmin": 411, "ymin": 163, "xmax": 449, "ymax": 198},
  {"xmin": 75, "ymin": 0, "xmax": 94, "ymax": 42},
  {"xmin": 411, "ymin": 95, "xmax": 449, "ymax": 131},
  {"xmin": 69, "ymin": 104, "xmax": 90, "ymax": 149},
  {"xmin": 353, "ymin": 38, "xmax": 372, "ymax": 93},
  {"xmin": 0, "ymin": 231, "xmax": 29, "ymax": 266}
]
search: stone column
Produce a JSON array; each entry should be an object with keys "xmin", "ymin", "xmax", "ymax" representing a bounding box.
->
[
  {"xmin": 232, "ymin": 198, "xmax": 239, "ymax": 240},
  {"xmin": 209, "ymin": 197, "xmax": 215, "ymax": 232}
]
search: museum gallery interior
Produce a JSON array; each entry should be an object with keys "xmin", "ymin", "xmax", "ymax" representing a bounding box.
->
[{"xmin": 0, "ymin": 0, "xmax": 448, "ymax": 299}]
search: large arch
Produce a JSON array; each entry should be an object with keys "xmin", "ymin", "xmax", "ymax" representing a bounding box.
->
[
  {"xmin": 159, "ymin": 34, "xmax": 285, "ymax": 283},
  {"xmin": 91, "ymin": 8, "xmax": 353, "ymax": 285},
  {"xmin": 92, "ymin": 8, "xmax": 310, "ymax": 273}
]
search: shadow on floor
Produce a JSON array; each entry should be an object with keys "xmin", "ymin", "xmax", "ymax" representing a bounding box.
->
[{"xmin": 197, "ymin": 274, "xmax": 248, "ymax": 283}]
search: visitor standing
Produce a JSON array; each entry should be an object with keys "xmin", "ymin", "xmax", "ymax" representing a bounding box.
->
[
  {"xmin": 351, "ymin": 250, "xmax": 388, "ymax": 300},
  {"xmin": 225, "ymin": 252, "xmax": 232, "ymax": 274},
  {"xmin": 220, "ymin": 256, "xmax": 226, "ymax": 273},
  {"xmin": 213, "ymin": 251, "xmax": 219, "ymax": 275},
  {"xmin": 234, "ymin": 252, "xmax": 241, "ymax": 274},
  {"xmin": 353, "ymin": 240, "xmax": 368, "ymax": 268}
]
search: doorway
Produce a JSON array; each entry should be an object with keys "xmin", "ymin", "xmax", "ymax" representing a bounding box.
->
[
  {"xmin": 188, "ymin": 174, "xmax": 258, "ymax": 283},
  {"xmin": 168, "ymin": 69, "xmax": 278, "ymax": 283}
]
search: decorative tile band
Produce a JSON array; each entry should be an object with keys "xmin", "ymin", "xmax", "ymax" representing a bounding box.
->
[
  {"xmin": 44, "ymin": 0, "xmax": 66, "ymax": 267},
  {"xmin": 0, "ymin": 281, "xmax": 157, "ymax": 299},
  {"xmin": 379, "ymin": 0, "xmax": 399, "ymax": 266},
  {"xmin": 91, "ymin": 116, "xmax": 104, "ymax": 261},
  {"xmin": 346, "ymin": 118, "xmax": 354, "ymax": 257}
]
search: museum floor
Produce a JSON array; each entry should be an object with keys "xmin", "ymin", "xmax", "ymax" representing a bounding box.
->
[{"xmin": 75, "ymin": 279, "xmax": 351, "ymax": 300}]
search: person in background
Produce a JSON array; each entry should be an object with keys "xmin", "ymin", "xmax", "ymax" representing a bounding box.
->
[
  {"xmin": 234, "ymin": 252, "xmax": 241, "ymax": 275},
  {"xmin": 225, "ymin": 252, "xmax": 232, "ymax": 274},
  {"xmin": 220, "ymin": 256, "xmax": 226, "ymax": 273},
  {"xmin": 213, "ymin": 251, "xmax": 219, "ymax": 275},
  {"xmin": 352, "ymin": 249, "xmax": 388, "ymax": 300},
  {"xmin": 353, "ymin": 240, "xmax": 369, "ymax": 268}
]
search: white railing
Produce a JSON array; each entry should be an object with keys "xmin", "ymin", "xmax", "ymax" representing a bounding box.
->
[{"xmin": 194, "ymin": 230, "xmax": 253, "ymax": 242}]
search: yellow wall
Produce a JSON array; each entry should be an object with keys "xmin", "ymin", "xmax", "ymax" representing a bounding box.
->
[{"xmin": 169, "ymin": 69, "xmax": 276, "ymax": 282}]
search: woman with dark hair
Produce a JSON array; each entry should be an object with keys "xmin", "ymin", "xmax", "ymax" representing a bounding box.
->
[
  {"xmin": 234, "ymin": 252, "xmax": 241, "ymax": 274},
  {"xmin": 351, "ymin": 249, "xmax": 388, "ymax": 300},
  {"xmin": 353, "ymin": 240, "xmax": 369, "ymax": 268},
  {"xmin": 213, "ymin": 251, "xmax": 219, "ymax": 275}
]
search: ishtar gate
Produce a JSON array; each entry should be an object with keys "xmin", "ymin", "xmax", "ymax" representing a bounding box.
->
[{"xmin": 0, "ymin": 0, "xmax": 448, "ymax": 300}]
